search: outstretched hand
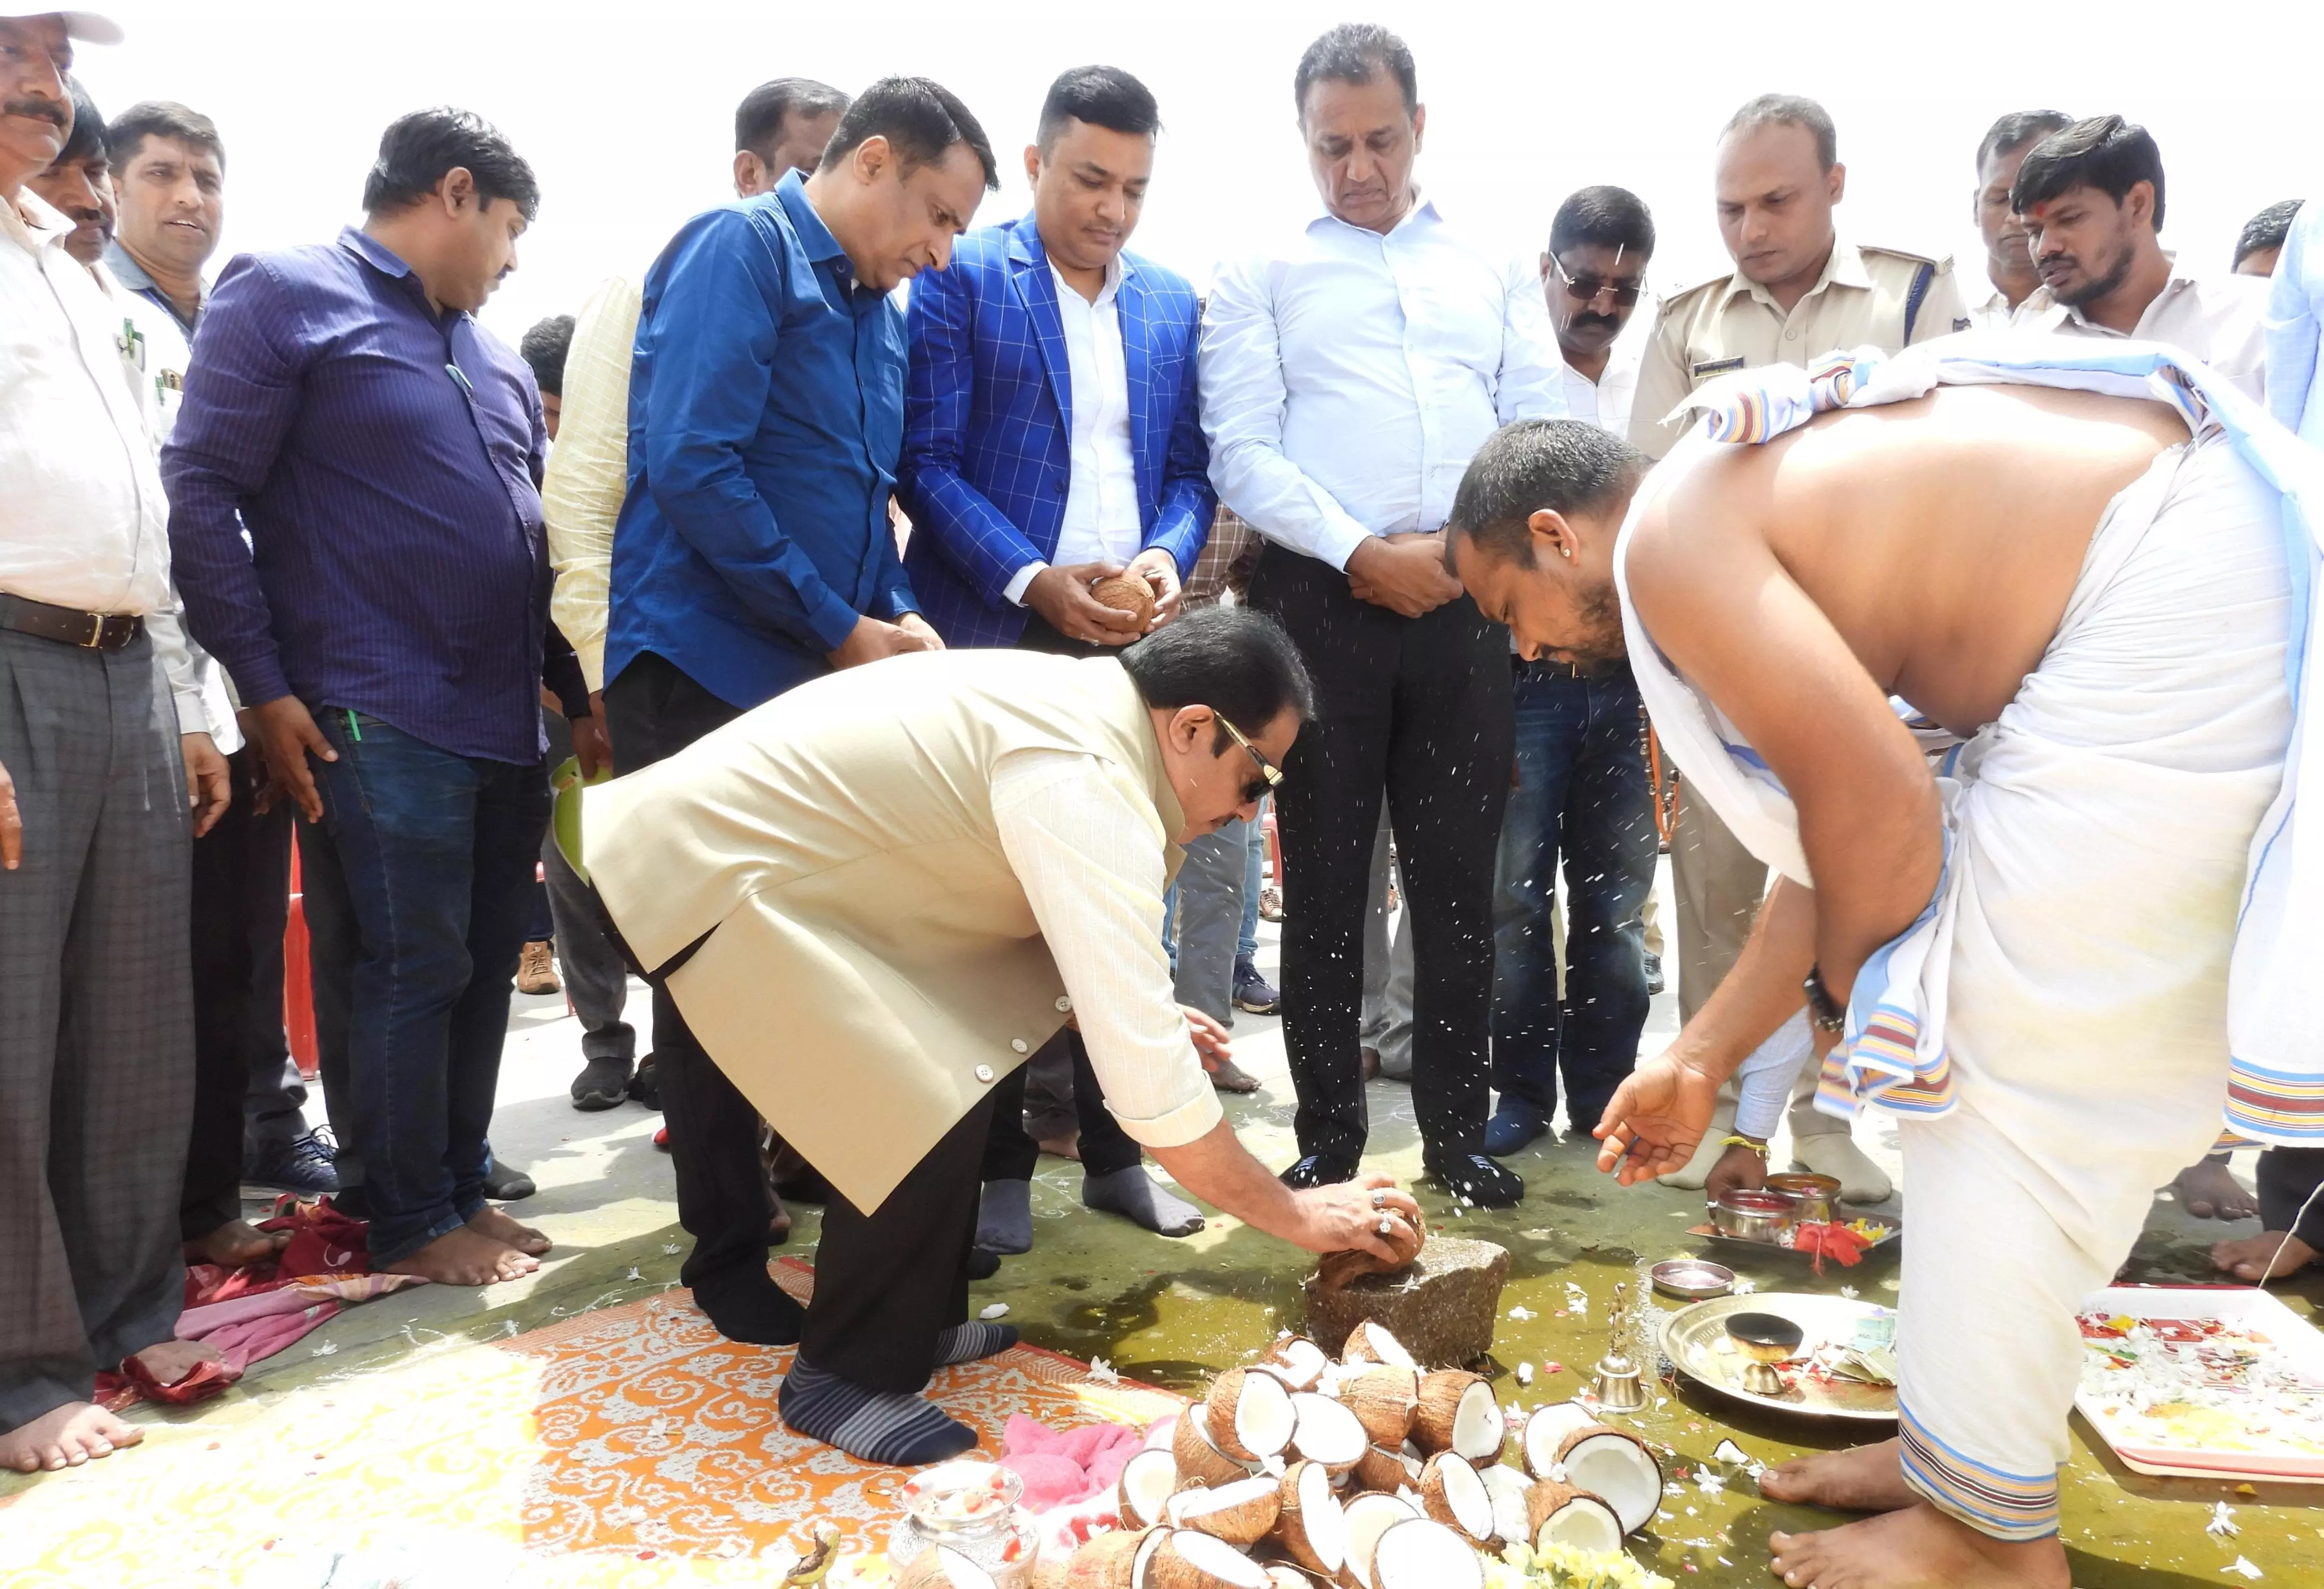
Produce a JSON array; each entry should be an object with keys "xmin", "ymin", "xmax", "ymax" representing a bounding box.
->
[{"xmin": 1593, "ymin": 1051, "xmax": 1723, "ymax": 1185}]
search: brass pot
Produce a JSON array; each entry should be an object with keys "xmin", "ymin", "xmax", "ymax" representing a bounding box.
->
[{"xmin": 1764, "ymin": 1172, "xmax": 1842, "ymax": 1225}]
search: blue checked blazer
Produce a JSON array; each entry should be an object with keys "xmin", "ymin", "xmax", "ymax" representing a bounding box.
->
[{"xmin": 899, "ymin": 213, "xmax": 1214, "ymax": 648}]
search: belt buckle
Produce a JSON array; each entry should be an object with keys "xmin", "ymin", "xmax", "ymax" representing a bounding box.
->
[{"xmin": 78, "ymin": 612, "xmax": 106, "ymax": 648}]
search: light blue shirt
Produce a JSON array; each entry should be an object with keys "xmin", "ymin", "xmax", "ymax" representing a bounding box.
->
[
  {"xmin": 1199, "ymin": 198, "xmax": 1567, "ymax": 571},
  {"xmin": 2267, "ymin": 198, "xmax": 2323, "ymax": 446}
]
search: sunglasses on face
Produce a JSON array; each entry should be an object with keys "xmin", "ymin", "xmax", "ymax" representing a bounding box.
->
[
  {"xmin": 1217, "ymin": 715, "xmax": 1284, "ymax": 805},
  {"xmin": 1551, "ymin": 254, "xmax": 1645, "ymax": 308}
]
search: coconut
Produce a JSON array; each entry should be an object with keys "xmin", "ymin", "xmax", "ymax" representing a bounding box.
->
[
  {"xmin": 1523, "ymin": 1480, "xmax": 1624, "ymax": 1556},
  {"xmin": 1336, "ymin": 1493, "xmax": 1418, "ymax": 1589},
  {"xmin": 1287, "ymin": 1392, "xmax": 1368, "ymax": 1477},
  {"xmin": 1132, "ymin": 1528, "xmax": 1174, "ymax": 1589},
  {"xmin": 1208, "ymin": 1368, "xmax": 1297, "ymax": 1463},
  {"xmin": 1263, "ymin": 1337, "xmax": 1331, "ymax": 1394},
  {"xmin": 1518, "ymin": 1403, "xmax": 1598, "ymax": 1480},
  {"xmin": 1336, "ymin": 1367, "xmax": 1418, "ymax": 1448},
  {"xmin": 1415, "ymin": 1454, "xmax": 1494, "ymax": 1546},
  {"xmin": 1366, "ymin": 1518, "xmax": 1484, "ymax": 1589},
  {"xmin": 1347, "ymin": 1444, "xmax": 1408, "ymax": 1495},
  {"xmin": 1166, "ymin": 1475, "xmax": 1283, "ymax": 1548},
  {"xmin": 1410, "ymin": 1372, "xmax": 1503, "ymax": 1463},
  {"xmin": 1089, "ymin": 573, "xmax": 1158, "ymax": 631},
  {"xmin": 1120, "ymin": 1448, "xmax": 1179, "ymax": 1530},
  {"xmin": 1339, "ymin": 1322, "xmax": 1417, "ymax": 1370},
  {"xmin": 1174, "ymin": 1403, "xmax": 1256, "ymax": 1490},
  {"xmin": 1066, "ymin": 1528, "xmax": 1152, "ymax": 1589},
  {"xmin": 1475, "ymin": 1462, "xmax": 1532, "ymax": 1548},
  {"xmin": 1273, "ymin": 1459, "xmax": 1348, "ymax": 1578},
  {"xmin": 1555, "ymin": 1426, "xmax": 1663, "ymax": 1536},
  {"xmin": 1263, "ymin": 1569, "xmax": 1317, "ymax": 1589},
  {"xmin": 898, "ymin": 1547, "xmax": 998, "ymax": 1589},
  {"xmin": 1147, "ymin": 1530, "xmax": 1270, "ymax": 1589}
]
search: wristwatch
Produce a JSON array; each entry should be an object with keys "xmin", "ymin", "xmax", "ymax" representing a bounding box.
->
[{"xmin": 1803, "ymin": 963, "xmax": 1847, "ymax": 1035}]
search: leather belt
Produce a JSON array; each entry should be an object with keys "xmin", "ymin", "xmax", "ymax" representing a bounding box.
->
[
  {"xmin": 1516, "ymin": 655, "xmax": 1619, "ymax": 681},
  {"xmin": 0, "ymin": 593, "xmax": 146, "ymax": 651}
]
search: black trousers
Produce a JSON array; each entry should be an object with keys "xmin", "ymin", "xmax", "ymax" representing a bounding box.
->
[
  {"xmin": 805, "ymin": 1090, "xmax": 995, "ymax": 1390},
  {"xmin": 183, "ymin": 744, "xmax": 295, "ymax": 1239},
  {"xmin": 2259, "ymin": 1147, "xmax": 2324, "ymax": 1248},
  {"xmin": 1249, "ymin": 545, "xmax": 1513, "ymax": 1160},
  {"xmin": 970, "ymin": 609, "xmax": 1145, "ymax": 1181},
  {"xmin": 602, "ymin": 651, "xmax": 770, "ymax": 1293}
]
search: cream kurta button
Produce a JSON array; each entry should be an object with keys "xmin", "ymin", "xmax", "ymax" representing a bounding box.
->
[
  {"xmin": 974, "ymin": 1064, "xmax": 996, "ymax": 1083},
  {"xmin": 1010, "ymin": 1038, "xmax": 1030, "ymax": 1054},
  {"xmin": 1055, "ymin": 996, "xmax": 1072, "ymax": 1013}
]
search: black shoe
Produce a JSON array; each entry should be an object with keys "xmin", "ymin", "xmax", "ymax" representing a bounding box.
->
[
  {"xmin": 627, "ymin": 1054, "xmax": 661, "ymax": 1110},
  {"xmin": 1232, "ymin": 957, "xmax": 1282, "ymax": 1015},
  {"xmin": 964, "ymin": 1247, "xmax": 1002, "ymax": 1281},
  {"xmin": 1423, "ymin": 1149, "xmax": 1525, "ymax": 1209},
  {"xmin": 1643, "ymin": 951, "xmax": 1666, "ymax": 998},
  {"xmin": 482, "ymin": 1155, "xmax": 536, "ymax": 1201},
  {"xmin": 1280, "ymin": 1151, "xmax": 1361, "ymax": 1189},
  {"xmin": 571, "ymin": 1055, "xmax": 634, "ymax": 1111},
  {"xmin": 242, "ymin": 1127, "xmax": 341, "ymax": 1197}
]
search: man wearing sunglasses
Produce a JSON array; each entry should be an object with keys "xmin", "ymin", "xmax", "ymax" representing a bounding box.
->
[
  {"xmin": 1625, "ymin": 93, "xmax": 1961, "ymax": 1204},
  {"xmin": 575, "ymin": 609, "xmax": 1422, "ymax": 1466}
]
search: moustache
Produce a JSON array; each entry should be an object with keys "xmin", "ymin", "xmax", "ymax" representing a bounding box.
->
[
  {"xmin": 2, "ymin": 97, "xmax": 66, "ymax": 129},
  {"xmin": 1565, "ymin": 311, "xmax": 1620, "ymax": 333}
]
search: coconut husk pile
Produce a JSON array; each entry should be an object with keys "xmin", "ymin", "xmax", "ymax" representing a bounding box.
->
[{"xmin": 987, "ymin": 1323, "xmax": 1664, "ymax": 1589}]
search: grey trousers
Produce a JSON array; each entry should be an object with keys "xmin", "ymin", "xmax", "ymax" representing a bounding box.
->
[
  {"xmin": 543, "ymin": 831, "xmax": 635, "ymax": 1065},
  {"xmin": 1171, "ymin": 815, "xmax": 1250, "ymax": 1025},
  {"xmin": 0, "ymin": 631, "xmax": 192, "ymax": 1431},
  {"xmin": 1359, "ymin": 813, "xmax": 1415, "ymax": 1079}
]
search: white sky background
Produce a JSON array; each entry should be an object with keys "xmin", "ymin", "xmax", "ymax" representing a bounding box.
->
[{"xmin": 71, "ymin": 0, "xmax": 2317, "ymax": 346}]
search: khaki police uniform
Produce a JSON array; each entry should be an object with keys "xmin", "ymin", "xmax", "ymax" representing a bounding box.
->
[{"xmin": 1628, "ymin": 236, "xmax": 1963, "ymax": 1159}]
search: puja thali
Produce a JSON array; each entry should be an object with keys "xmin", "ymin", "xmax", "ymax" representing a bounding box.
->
[{"xmin": 1660, "ymin": 1292, "xmax": 1901, "ymax": 1423}]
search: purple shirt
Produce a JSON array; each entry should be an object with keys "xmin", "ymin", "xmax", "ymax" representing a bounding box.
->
[{"xmin": 163, "ymin": 227, "xmax": 553, "ymax": 764}]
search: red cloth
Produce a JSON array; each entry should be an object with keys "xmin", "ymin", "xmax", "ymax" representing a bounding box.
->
[{"xmin": 183, "ymin": 1198, "xmax": 375, "ymax": 1308}]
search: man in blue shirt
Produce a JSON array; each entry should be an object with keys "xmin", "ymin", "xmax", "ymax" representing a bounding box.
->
[
  {"xmin": 899, "ymin": 65, "xmax": 1213, "ymax": 1259},
  {"xmin": 166, "ymin": 108, "xmax": 590, "ymax": 1288},
  {"xmin": 602, "ymin": 77, "xmax": 998, "ymax": 1347}
]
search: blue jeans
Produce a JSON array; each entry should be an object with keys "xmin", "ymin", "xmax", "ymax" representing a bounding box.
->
[
  {"xmin": 1240, "ymin": 801, "xmax": 1264, "ymax": 961},
  {"xmin": 310, "ymin": 710, "xmax": 550, "ymax": 1266},
  {"xmin": 1490, "ymin": 661, "xmax": 1657, "ymax": 1130}
]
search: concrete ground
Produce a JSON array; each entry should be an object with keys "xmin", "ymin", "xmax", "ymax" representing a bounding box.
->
[{"xmin": 25, "ymin": 862, "xmax": 2324, "ymax": 1585}]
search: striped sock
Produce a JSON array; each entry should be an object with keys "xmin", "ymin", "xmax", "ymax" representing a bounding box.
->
[
  {"xmin": 936, "ymin": 1321, "xmax": 1018, "ymax": 1366},
  {"xmin": 778, "ymin": 1358, "xmax": 978, "ymax": 1467}
]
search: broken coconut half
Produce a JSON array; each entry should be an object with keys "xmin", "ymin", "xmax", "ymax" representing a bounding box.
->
[
  {"xmin": 1166, "ymin": 1475, "xmax": 1283, "ymax": 1548},
  {"xmin": 1339, "ymin": 1322, "xmax": 1417, "ymax": 1371},
  {"xmin": 1525, "ymin": 1479, "xmax": 1625, "ymax": 1556},
  {"xmin": 1348, "ymin": 1445, "xmax": 1411, "ymax": 1496},
  {"xmin": 1263, "ymin": 1569, "xmax": 1318, "ymax": 1589},
  {"xmin": 1336, "ymin": 1492, "xmax": 1419, "ymax": 1589},
  {"xmin": 1066, "ymin": 1528, "xmax": 1152, "ymax": 1589},
  {"xmin": 1518, "ymin": 1402, "xmax": 1599, "ymax": 1480},
  {"xmin": 1287, "ymin": 1392, "xmax": 1368, "ymax": 1477},
  {"xmin": 1261, "ymin": 1336, "xmax": 1331, "ymax": 1394},
  {"xmin": 1273, "ymin": 1459, "xmax": 1349, "ymax": 1579},
  {"xmin": 1207, "ymin": 1368, "xmax": 1296, "ymax": 1464},
  {"xmin": 1476, "ymin": 1461, "xmax": 1532, "ymax": 1548},
  {"xmin": 1368, "ymin": 1518, "xmax": 1484, "ymax": 1589},
  {"xmin": 1120, "ymin": 1448, "xmax": 1180, "ymax": 1530},
  {"xmin": 1555, "ymin": 1425, "xmax": 1663, "ymax": 1536},
  {"xmin": 1174, "ymin": 1404, "xmax": 1257, "ymax": 1490},
  {"xmin": 1416, "ymin": 1453, "xmax": 1494, "ymax": 1546},
  {"xmin": 1147, "ymin": 1529, "xmax": 1270, "ymax": 1589},
  {"xmin": 898, "ymin": 1547, "xmax": 997, "ymax": 1589},
  {"xmin": 1337, "ymin": 1367, "xmax": 1419, "ymax": 1448},
  {"xmin": 1411, "ymin": 1372, "xmax": 1505, "ymax": 1463}
]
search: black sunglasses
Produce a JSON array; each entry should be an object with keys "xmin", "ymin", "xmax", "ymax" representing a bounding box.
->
[
  {"xmin": 1551, "ymin": 254, "xmax": 1645, "ymax": 308},
  {"xmin": 1218, "ymin": 715, "xmax": 1284, "ymax": 805}
]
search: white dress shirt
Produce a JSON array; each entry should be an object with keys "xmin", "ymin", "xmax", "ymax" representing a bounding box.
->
[
  {"xmin": 1, "ymin": 189, "xmax": 173, "ymax": 619},
  {"xmin": 542, "ymin": 272, "xmax": 645, "ymax": 692},
  {"xmin": 990, "ymin": 747, "xmax": 1224, "ymax": 1149},
  {"xmin": 1558, "ymin": 327, "xmax": 1644, "ymax": 440},
  {"xmin": 1201, "ymin": 198, "xmax": 1568, "ymax": 571},
  {"xmin": 1004, "ymin": 258, "xmax": 1144, "ymax": 607},
  {"xmin": 1967, "ymin": 285, "xmax": 2020, "ymax": 332},
  {"xmin": 2014, "ymin": 256, "xmax": 2269, "ymax": 403}
]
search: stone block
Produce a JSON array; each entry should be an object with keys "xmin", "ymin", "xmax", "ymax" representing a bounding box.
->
[{"xmin": 1301, "ymin": 1237, "xmax": 1511, "ymax": 1368}]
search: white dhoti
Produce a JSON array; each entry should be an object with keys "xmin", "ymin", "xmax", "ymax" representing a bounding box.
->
[{"xmin": 1623, "ymin": 339, "xmax": 2311, "ymax": 1541}]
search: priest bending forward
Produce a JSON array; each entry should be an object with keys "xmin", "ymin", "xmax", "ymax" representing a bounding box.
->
[
  {"xmin": 1445, "ymin": 337, "xmax": 2316, "ymax": 1589},
  {"xmin": 579, "ymin": 609, "xmax": 1421, "ymax": 1464}
]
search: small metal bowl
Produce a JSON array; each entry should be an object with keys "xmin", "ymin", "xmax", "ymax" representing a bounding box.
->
[
  {"xmin": 1710, "ymin": 1190, "xmax": 1796, "ymax": 1243},
  {"xmin": 1650, "ymin": 1258, "xmax": 1736, "ymax": 1300},
  {"xmin": 1763, "ymin": 1172, "xmax": 1842, "ymax": 1225}
]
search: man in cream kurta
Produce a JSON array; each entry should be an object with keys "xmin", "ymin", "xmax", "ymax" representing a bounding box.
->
[{"xmin": 581, "ymin": 617, "xmax": 1418, "ymax": 1465}]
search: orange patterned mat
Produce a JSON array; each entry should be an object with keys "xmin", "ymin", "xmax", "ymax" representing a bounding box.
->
[{"xmin": 0, "ymin": 1258, "xmax": 1184, "ymax": 1587}]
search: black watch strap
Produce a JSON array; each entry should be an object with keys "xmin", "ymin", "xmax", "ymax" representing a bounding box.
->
[{"xmin": 1803, "ymin": 964, "xmax": 1846, "ymax": 1034}]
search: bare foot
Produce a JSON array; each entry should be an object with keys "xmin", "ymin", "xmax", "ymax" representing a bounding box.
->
[
  {"xmin": 2213, "ymin": 1230, "xmax": 2317, "ymax": 1281},
  {"xmin": 1360, "ymin": 1048, "xmax": 1382, "ymax": 1083},
  {"xmin": 466, "ymin": 1205, "xmax": 551, "ymax": 1256},
  {"xmin": 184, "ymin": 1218, "xmax": 291, "ymax": 1268},
  {"xmin": 1208, "ymin": 1058, "xmax": 1263, "ymax": 1094},
  {"xmin": 130, "ymin": 1339, "xmax": 226, "ymax": 1387},
  {"xmin": 386, "ymin": 1224, "xmax": 540, "ymax": 1285},
  {"xmin": 2173, "ymin": 1158, "xmax": 2259, "ymax": 1220},
  {"xmin": 1760, "ymin": 1437, "xmax": 1915, "ymax": 1512},
  {"xmin": 1769, "ymin": 1501, "xmax": 2070, "ymax": 1588},
  {"xmin": 1037, "ymin": 1133, "xmax": 1081, "ymax": 1162},
  {"xmin": 0, "ymin": 1402, "xmax": 142, "ymax": 1473}
]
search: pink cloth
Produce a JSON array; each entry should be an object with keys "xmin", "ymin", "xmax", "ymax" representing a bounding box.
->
[
  {"xmin": 175, "ymin": 1273, "xmax": 423, "ymax": 1372},
  {"xmin": 999, "ymin": 1414, "xmax": 1147, "ymax": 1512}
]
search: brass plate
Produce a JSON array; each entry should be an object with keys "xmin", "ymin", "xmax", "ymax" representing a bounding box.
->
[{"xmin": 1659, "ymin": 1293, "xmax": 1899, "ymax": 1423}]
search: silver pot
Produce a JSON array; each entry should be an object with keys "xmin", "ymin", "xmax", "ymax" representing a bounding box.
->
[{"xmin": 1709, "ymin": 1190, "xmax": 1796, "ymax": 1243}]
